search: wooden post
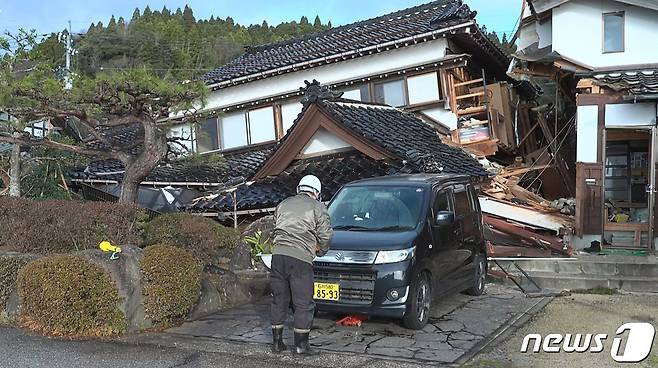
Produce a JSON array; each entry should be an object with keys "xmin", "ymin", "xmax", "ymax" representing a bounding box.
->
[{"xmin": 537, "ymin": 114, "xmax": 576, "ymax": 197}]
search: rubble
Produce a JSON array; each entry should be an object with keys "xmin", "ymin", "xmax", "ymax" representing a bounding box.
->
[{"xmin": 480, "ymin": 169, "xmax": 575, "ymax": 258}]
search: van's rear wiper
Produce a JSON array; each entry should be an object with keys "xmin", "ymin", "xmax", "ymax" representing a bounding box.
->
[{"xmin": 333, "ymin": 225, "xmax": 371, "ymax": 231}]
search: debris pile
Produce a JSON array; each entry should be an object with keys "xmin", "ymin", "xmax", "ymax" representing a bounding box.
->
[{"xmin": 480, "ymin": 172, "xmax": 575, "ymax": 258}]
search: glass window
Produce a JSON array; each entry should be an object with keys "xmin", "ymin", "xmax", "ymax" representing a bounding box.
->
[
  {"xmin": 407, "ymin": 72, "xmax": 440, "ymax": 104},
  {"xmin": 197, "ymin": 117, "xmax": 219, "ymax": 153},
  {"xmin": 434, "ymin": 189, "xmax": 453, "ymax": 213},
  {"xmin": 281, "ymin": 102, "xmax": 303, "ymax": 135},
  {"xmin": 24, "ymin": 121, "xmax": 49, "ymax": 137},
  {"xmin": 374, "ymin": 79, "xmax": 405, "ymax": 107},
  {"xmin": 603, "ymin": 12, "xmax": 624, "ymax": 53},
  {"xmin": 328, "ymin": 185, "xmax": 426, "ymax": 231},
  {"xmin": 453, "ymin": 184, "xmax": 470, "ymax": 216},
  {"xmin": 168, "ymin": 123, "xmax": 195, "ymax": 155},
  {"xmin": 248, "ymin": 106, "xmax": 275, "ymax": 144},
  {"xmin": 219, "ymin": 112, "xmax": 248, "ymax": 149},
  {"xmin": 342, "ymin": 85, "xmax": 370, "ymax": 102}
]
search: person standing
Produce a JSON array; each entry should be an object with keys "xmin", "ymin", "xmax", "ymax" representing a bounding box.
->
[{"xmin": 270, "ymin": 175, "xmax": 333, "ymax": 356}]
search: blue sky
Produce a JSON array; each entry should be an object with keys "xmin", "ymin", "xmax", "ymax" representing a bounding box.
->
[{"xmin": 0, "ymin": 0, "xmax": 520, "ymax": 37}]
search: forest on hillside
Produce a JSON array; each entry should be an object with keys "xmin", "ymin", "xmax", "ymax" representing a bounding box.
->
[
  {"xmin": 26, "ymin": 5, "xmax": 514, "ymax": 81},
  {"xmin": 31, "ymin": 5, "xmax": 332, "ymax": 79}
]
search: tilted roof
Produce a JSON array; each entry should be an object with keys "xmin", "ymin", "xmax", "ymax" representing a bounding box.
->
[
  {"xmin": 189, "ymin": 85, "xmax": 487, "ymax": 212},
  {"xmin": 69, "ymin": 143, "xmax": 275, "ymax": 186},
  {"xmin": 593, "ymin": 70, "xmax": 658, "ymax": 95},
  {"xmin": 203, "ymin": 0, "xmax": 508, "ymax": 87}
]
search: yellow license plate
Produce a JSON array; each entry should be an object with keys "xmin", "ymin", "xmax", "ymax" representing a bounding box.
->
[{"xmin": 314, "ymin": 282, "xmax": 340, "ymax": 301}]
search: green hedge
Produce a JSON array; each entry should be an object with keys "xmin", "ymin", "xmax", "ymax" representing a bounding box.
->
[
  {"xmin": 142, "ymin": 213, "xmax": 241, "ymax": 265},
  {"xmin": 0, "ymin": 255, "xmax": 34, "ymax": 310},
  {"xmin": 140, "ymin": 245, "xmax": 202, "ymax": 326},
  {"xmin": 0, "ymin": 197, "xmax": 148, "ymax": 254},
  {"xmin": 17, "ymin": 255, "xmax": 126, "ymax": 336}
]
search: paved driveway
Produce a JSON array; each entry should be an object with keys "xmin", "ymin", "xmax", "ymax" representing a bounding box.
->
[{"xmin": 166, "ymin": 284, "xmax": 547, "ymax": 364}]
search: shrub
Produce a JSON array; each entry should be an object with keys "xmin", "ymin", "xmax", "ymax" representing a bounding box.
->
[
  {"xmin": 142, "ymin": 213, "xmax": 241, "ymax": 265},
  {"xmin": 0, "ymin": 197, "xmax": 148, "ymax": 254},
  {"xmin": 0, "ymin": 254, "xmax": 34, "ymax": 310},
  {"xmin": 140, "ymin": 245, "xmax": 202, "ymax": 325},
  {"xmin": 17, "ymin": 255, "xmax": 126, "ymax": 336}
]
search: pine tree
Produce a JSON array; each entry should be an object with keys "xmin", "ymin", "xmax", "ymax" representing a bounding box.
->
[
  {"xmin": 107, "ymin": 15, "xmax": 117, "ymax": 32},
  {"xmin": 313, "ymin": 15, "xmax": 322, "ymax": 27},
  {"xmin": 87, "ymin": 23, "xmax": 96, "ymax": 34},
  {"xmin": 162, "ymin": 6, "xmax": 171, "ymax": 18},
  {"xmin": 131, "ymin": 8, "xmax": 140, "ymax": 23},
  {"xmin": 143, "ymin": 6, "xmax": 152, "ymax": 19},
  {"xmin": 117, "ymin": 17, "xmax": 126, "ymax": 30},
  {"xmin": 183, "ymin": 5, "xmax": 196, "ymax": 28},
  {"xmin": 327, "ymin": 21, "xmax": 332, "ymax": 28},
  {"xmin": 300, "ymin": 16, "xmax": 309, "ymax": 25},
  {"xmin": 175, "ymin": 8, "xmax": 183, "ymax": 18}
]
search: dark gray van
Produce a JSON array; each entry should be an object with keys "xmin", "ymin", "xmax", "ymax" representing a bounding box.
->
[{"xmin": 313, "ymin": 174, "xmax": 487, "ymax": 329}]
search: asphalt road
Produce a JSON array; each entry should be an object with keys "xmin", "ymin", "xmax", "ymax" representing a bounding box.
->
[{"xmin": 0, "ymin": 327, "xmax": 429, "ymax": 368}]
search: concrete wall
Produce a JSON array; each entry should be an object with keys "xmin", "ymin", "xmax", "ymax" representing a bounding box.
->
[{"xmin": 552, "ymin": 0, "xmax": 658, "ymax": 68}]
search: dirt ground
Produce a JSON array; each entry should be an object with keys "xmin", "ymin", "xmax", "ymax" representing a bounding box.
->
[{"xmin": 466, "ymin": 292, "xmax": 658, "ymax": 368}]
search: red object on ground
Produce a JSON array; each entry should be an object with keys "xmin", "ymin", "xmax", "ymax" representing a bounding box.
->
[{"xmin": 336, "ymin": 315, "xmax": 368, "ymax": 327}]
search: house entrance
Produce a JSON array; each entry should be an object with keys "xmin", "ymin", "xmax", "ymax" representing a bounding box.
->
[{"xmin": 603, "ymin": 128, "xmax": 654, "ymax": 248}]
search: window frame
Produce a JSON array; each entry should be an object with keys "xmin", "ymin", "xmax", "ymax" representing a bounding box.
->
[
  {"xmin": 373, "ymin": 78, "xmax": 408, "ymax": 107},
  {"xmin": 452, "ymin": 184, "xmax": 471, "ymax": 217},
  {"xmin": 405, "ymin": 71, "xmax": 442, "ymax": 106},
  {"xmin": 196, "ymin": 116, "xmax": 221, "ymax": 154},
  {"xmin": 246, "ymin": 105, "xmax": 277, "ymax": 145},
  {"xmin": 602, "ymin": 11, "xmax": 625, "ymax": 54}
]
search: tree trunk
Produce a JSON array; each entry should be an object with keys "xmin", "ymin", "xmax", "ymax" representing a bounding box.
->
[
  {"xmin": 118, "ymin": 179, "xmax": 141, "ymax": 204},
  {"xmin": 117, "ymin": 119, "xmax": 169, "ymax": 204},
  {"xmin": 8, "ymin": 132, "xmax": 21, "ymax": 197}
]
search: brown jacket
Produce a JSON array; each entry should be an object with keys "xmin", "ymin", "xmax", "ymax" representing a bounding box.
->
[{"xmin": 272, "ymin": 193, "xmax": 333, "ymax": 264}]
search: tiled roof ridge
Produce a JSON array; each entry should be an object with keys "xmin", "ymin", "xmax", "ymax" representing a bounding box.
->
[{"xmin": 245, "ymin": 0, "xmax": 458, "ymax": 54}]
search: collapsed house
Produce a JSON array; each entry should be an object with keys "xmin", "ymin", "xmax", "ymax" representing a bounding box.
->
[
  {"xmin": 70, "ymin": 1, "xmax": 515, "ymax": 206},
  {"xmin": 511, "ymin": 0, "xmax": 658, "ymax": 252},
  {"xmin": 68, "ymin": 0, "xmax": 579, "ymax": 256}
]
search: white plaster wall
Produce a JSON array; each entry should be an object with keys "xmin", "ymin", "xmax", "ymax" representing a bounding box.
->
[
  {"xmin": 552, "ymin": 0, "xmax": 658, "ymax": 68},
  {"xmin": 516, "ymin": 23, "xmax": 539, "ymax": 51},
  {"xmin": 605, "ymin": 102, "xmax": 657, "ymax": 126},
  {"xmin": 423, "ymin": 107, "xmax": 458, "ymax": 130},
  {"xmin": 576, "ymin": 105, "xmax": 599, "ymax": 163},
  {"xmin": 537, "ymin": 19, "xmax": 553, "ymax": 49},
  {"xmin": 204, "ymin": 39, "xmax": 449, "ymax": 111},
  {"xmin": 302, "ymin": 128, "xmax": 352, "ymax": 155}
]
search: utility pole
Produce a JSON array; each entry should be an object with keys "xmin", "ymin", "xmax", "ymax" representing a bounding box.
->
[{"xmin": 64, "ymin": 20, "xmax": 73, "ymax": 90}]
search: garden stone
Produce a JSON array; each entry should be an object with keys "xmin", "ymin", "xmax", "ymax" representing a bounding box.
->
[
  {"xmin": 189, "ymin": 270, "xmax": 252, "ymax": 320},
  {"xmin": 217, "ymin": 240, "xmax": 252, "ymax": 271},
  {"xmin": 78, "ymin": 244, "xmax": 152, "ymax": 332},
  {"xmin": 0, "ymin": 252, "xmax": 40, "ymax": 325}
]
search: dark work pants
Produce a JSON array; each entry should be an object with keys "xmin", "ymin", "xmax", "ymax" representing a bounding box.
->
[{"xmin": 270, "ymin": 254, "xmax": 315, "ymax": 332}]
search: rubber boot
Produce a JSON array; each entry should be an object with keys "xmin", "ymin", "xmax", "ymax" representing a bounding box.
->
[
  {"xmin": 293, "ymin": 331, "xmax": 319, "ymax": 356},
  {"xmin": 271, "ymin": 326, "xmax": 287, "ymax": 354}
]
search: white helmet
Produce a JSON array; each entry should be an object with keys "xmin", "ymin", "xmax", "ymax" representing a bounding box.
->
[{"xmin": 297, "ymin": 175, "xmax": 322, "ymax": 195}]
